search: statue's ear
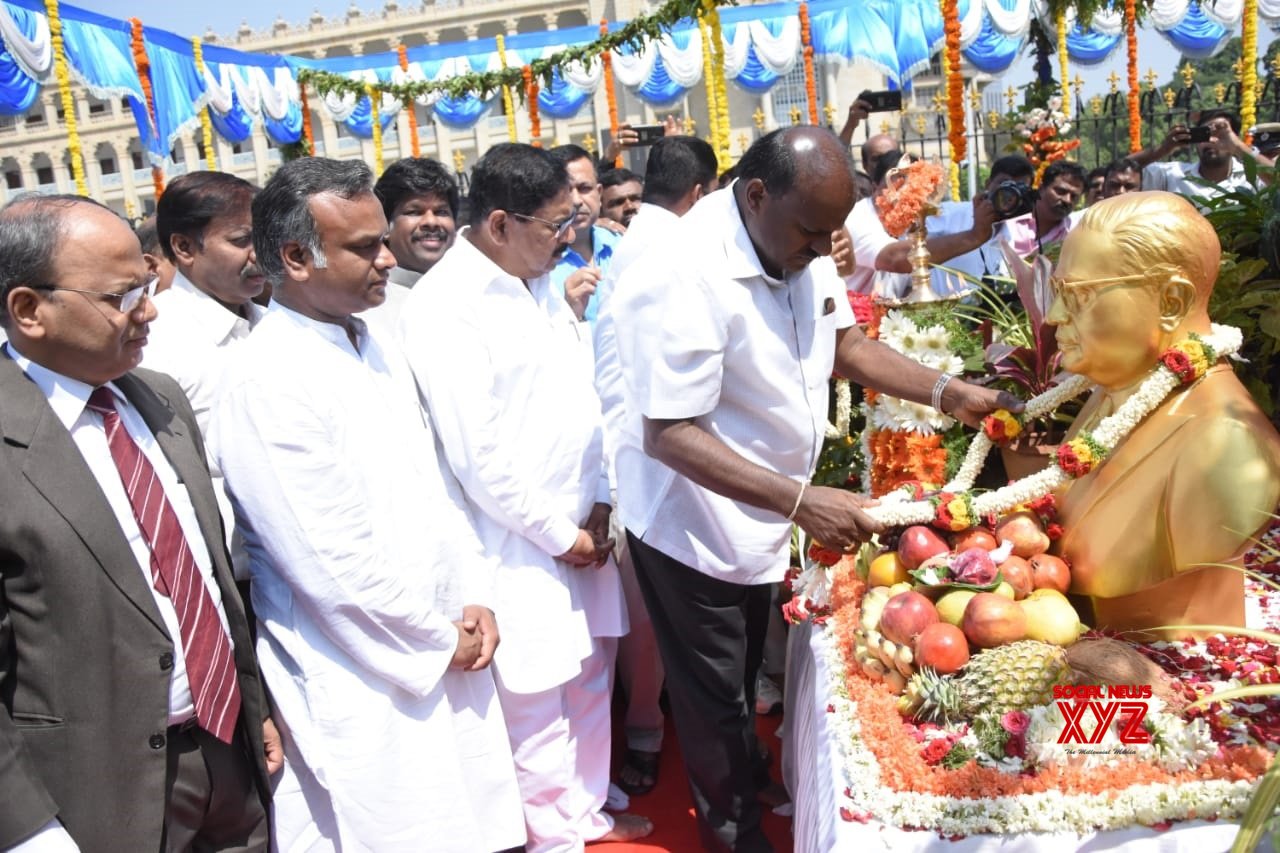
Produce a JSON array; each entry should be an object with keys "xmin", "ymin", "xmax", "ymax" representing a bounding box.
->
[{"xmin": 1158, "ymin": 275, "xmax": 1196, "ymax": 332}]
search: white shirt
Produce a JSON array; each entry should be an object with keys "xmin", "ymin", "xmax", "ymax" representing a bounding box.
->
[
  {"xmin": 1142, "ymin": 158, "xmax": 1253, "ymax": 206},
  {"xmin": 212, "ymin": 303, "xmax": 523, "ymax": 850},
  {"xmin": 142, "ymin": 271, "xmax": 263, "ymax": 581},
  {"xmin": 399, "ymin": 234, "xmax": 626, "ymax": 695},
  {"xmin": 612, "ymin": 185, "xmax": 855, "ymax": 585},
  {"xmin": 4, "ymin": 343, "xmax": 229, "ymax": 726},
  {"xmin": 594, "ymin": 202, "xmax": 682, "ymax": 486},
  {"xmin": 845, "ymin": 196, "xmax": 896, "ymax": 295},
  {"xmin": 361, "ymin": 265, "xmax": 421, "ymax": 343}
]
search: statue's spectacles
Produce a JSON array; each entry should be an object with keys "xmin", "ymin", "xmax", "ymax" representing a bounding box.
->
[{"xmin": 1047, "ymin": 270, "xmax": 1165, "ymax": 314}]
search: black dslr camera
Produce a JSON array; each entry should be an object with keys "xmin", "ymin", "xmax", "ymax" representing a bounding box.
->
[{"xmin": 988, "ymin": 181, "xmax": 1036, "ymax": 220}]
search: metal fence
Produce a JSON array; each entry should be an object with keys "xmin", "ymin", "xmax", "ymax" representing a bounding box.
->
[{"xmin": 871, "ymin": 77, "xmax": 1280, "ymax": 197}]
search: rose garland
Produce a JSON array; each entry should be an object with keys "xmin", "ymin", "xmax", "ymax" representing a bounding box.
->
[
  {"xmin": 129, "ymin": 18, "xmax": 165, "ymax": 200},
  {"xmin": 523, "ymin": 66, "xmax": 542, "ymax": 147},
  {"xmin": 865, "ymin": 325, "xmax": 1242, "ymax": 529},
  {"xmin": 799, "ymin": 2, "xmax": 819, "ymax": 125},
  {"xmin": 299, "ymin": 83, "xmax": 314, "ymax": 155},
  {"xmin": 942, "ymin": 0, "xmax": 964, "ymax": 201},
  {"xmin": 1056, "ymin": 7, "xmax": 1071, "ymax": 120},
  {"xmin": 698, "ymin": 14, "xmax": 722, "ymax": 165},
  {"xmin": 397, "ymin": 44, "xmax": 421, "ymax": 157},
  {"xmin": 495, "ymin": 35, "xmax": 518, "ymax": 143},
  {"xmin": 43, "ymin": 0, "xmax": 86, "ymax": 196},
  {"xmin": 366, "ymin": 83, "xmax": 384, "ymax": 176},
  {"xmin": 191, "ymin": 37, "xmax": 219, "ymax": 171},
  {"xmin": 1242, "ymin": 0, "xmax": 1258, "ymax": 140},
  {"xmin": 1125, "ymin": 0, "xmax": 1141, "ymax": 152},
  {"xmin": 600, "ymin": 19, "xmax": 622, "ymax": 168}
]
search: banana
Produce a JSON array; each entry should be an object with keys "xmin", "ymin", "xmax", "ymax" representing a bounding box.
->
[
  {"xmin": 893, "ymin": 643, "xmax": 914, "ymax": 678},
  {"xmin": 883, "ymin": 669, "xmax": 906, "ymax": 694}
]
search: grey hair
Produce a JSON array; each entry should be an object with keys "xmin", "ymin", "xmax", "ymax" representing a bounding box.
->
[
  {"xmin": 251, "ymin": 157, "xmax": 373, "ymax": 284},
  {"xmin": 0, "ymin": 193, "xmax": 117, "ymax": 327}
]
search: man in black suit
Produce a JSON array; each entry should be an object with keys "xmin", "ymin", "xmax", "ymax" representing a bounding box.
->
[{"xmin": 0, "ymin": 194, "xmax": 279, "ymax": 851}]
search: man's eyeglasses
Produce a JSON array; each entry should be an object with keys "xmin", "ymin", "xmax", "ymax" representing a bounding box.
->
[
  {"xmin": 510, "ymin": 207, "xmax": 578, "ymax": 240},
  {"xmin": 31, "ymin": 276, "xmax": 159, "ymax": 314}
]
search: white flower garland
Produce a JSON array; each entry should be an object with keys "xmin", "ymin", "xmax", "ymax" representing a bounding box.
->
[
  {"xmin": 864, "ymin": 324, "xmax": 1243, "ymax": 528},
  {"xmin": 818, "ymin": 627, "xmax": 1258, "ymax": 838}
]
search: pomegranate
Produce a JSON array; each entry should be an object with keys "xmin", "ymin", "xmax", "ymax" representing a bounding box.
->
[
  {"xmin": 961, "ymin": 592, "xmax": 1028, "ymax": 648},
  {"xmin": 1029, "ymin": 554, "xmax": 1072, "ymax": 594},
  {"xmin": 897, "ymin": 525, "xmax": 949, "ymax": 570},
  {"xmin": 995, "ymin": 512, "xmax": 1051, "ymax": 558},
  {"xmin": 878, "ymin": 591, "xmax": 940, "ymax": 647},
  {"xmin": 951, "ymin": 527, "xmax": 998, "ymax": 552},
  {"xmin": 951, "ymin": 547, "xmax": 998, "ymax": 586},
  {"xmin": 914, "ymin": 623, "xmax": 970, "ymax": 674},
  {"xmin": 997, "ymin": 555, "xmax": 1034, "ymax": 600}
]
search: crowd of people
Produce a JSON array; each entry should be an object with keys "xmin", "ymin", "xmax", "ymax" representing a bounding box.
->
[{"xmin": 0, "ymin": 100, "xmax": 1266, "ymax": 853}]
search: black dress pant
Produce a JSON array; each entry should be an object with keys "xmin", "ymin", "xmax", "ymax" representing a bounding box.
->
[{"xmin": 627, "ymin": 530, "xmax": 775, "ymax": 853}]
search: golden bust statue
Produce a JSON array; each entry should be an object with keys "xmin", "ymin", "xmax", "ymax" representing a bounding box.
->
[{"xmin": 1048, "ymin": 191, "xmax": 1280, "ymax": 634}]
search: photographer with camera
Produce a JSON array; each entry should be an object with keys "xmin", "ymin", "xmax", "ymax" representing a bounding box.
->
[
  {"xmin": 1129, "ymin": 110, "xmax": 1254, "ymax": 206},
  {"xmin": 999, "ymin": 159, "xmax": 1086, "ymax": 257},
  {"xmin": 846, "ymin": 150, "xmax": 1004, "ymax": 297}
]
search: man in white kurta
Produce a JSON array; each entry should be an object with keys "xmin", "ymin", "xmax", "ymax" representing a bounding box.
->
[
  {"xmin": 399, "ymin": 143, "xmax": 644, "ymax": 852},
  {"xmin": 213, "ymin": 157, "xmax": 524, "ymax": 853},
  {"xmin": 142, "ymin": 171, "xmax": 265, "ymax": 581}
]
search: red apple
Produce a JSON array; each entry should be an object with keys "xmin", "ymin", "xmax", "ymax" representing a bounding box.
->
[
  {"xmin": 998, "ymin": 555, "xmax": 1034, "ymax": 600},
  {"xmin": 878, "ymin": 591, "xmax": 940, "ymax": 647},
  {"xmin": 914, "ymin": 623, "xmax": 970, "ymax": 674},
  {"xmin": 897, "ymin": 525, "xmax": 950, "ymax": 570},
  {"xmin": 1029, "ymin": 554, "xmax": 1072, "ymax": 594},
  {"xmin": 951, "ymin": 527, "xmax": 998, "ymax": 552},
  {"xmin": 995, "ymin": 512, "xmax": 1051, "ymax": 559},
  {"xmin": 962, "ymin": 592, "xmax": 1028, "ymax": 648}
]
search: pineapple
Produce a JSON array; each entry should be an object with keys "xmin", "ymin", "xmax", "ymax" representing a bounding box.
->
[{"xmin": 898, "ymin": 640, "xmax": 1071, "ymax": 723}]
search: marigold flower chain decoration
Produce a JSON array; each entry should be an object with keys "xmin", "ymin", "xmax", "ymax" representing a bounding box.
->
[
  {"xmin": 523, "ymin": 66, "xmax": 542, "ymax": 146},
  {"xmin": 43, "ymin": 0, "xmax": 86, "ymax": 196},
  {"xmin": 191, "ymin": 37, "xmax": 219, "ymax": 171},
  {"xmin": 698, "ymin": 15, "xmax": 722, "ymax": 163},
  {"xmin": 298, "ymin": 0, "xmax": 723, "ymax": 105},
  {"xmin": 1056, "ymin": 8, "xmax": 1071, "ymax": 119},
  {"xmin": 129, "ymin": 17, "xmax": 164, "ymax": 200},
  {"xmin": 1125, "ymin": 0, "xmax": 1141, "ymax": 151},
  {"xmin": 865, "ymin": 325, "xmax": 1241, "ymax": 531},
  {"xmin": 299, "ymin": 84, "xmax": 314, "ymax": 155},
  {"xmin": 799, "ymin": 2, "xmax": 819, "ymax": 126},
  {"xmin": 600, "ymin": 19, "xmax": 622, "ymax": 168},
  {"xmin": 1242, "ymin": 0, "xmax": 1259, "ymax": 139},
  {"xmin": 705, "ymin": 0, "xmax": 732, "ymax": 165},
  {"xmin": 495, "ymin": 35, "xmax": 518, "ymax": 144},
  {"xmin": 941, "ymin": 0, "xmax": 965, "ymax": 198},
  {"xmin": 397, "ymin": 44, "xmax": 421, "ymax": 157},
  {"xmin": 366, "ymin": 83, "xmax": 383, "ymax": 176}
]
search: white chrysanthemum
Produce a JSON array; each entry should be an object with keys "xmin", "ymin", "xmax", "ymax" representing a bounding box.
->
[{"xmin": 878, "ymin": 310, "xmax": 913, "ymax": 345}]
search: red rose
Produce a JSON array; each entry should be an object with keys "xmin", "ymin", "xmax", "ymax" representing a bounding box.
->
[
  {"xmin": 1161, "ymin": 349, "xmax": 1193, "ymax": 382},
  {"xmin": 922, "ymin": 738, "xmax": 952, "ymax": 764}
]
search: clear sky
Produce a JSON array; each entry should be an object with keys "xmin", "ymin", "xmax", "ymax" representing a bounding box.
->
[{"xmin": 69, "ymin": 0, "xmax": 1275, "ymax": 106}]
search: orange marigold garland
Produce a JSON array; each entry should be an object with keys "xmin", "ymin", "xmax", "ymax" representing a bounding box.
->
[
  {"xmin": 129, "ymin": 17, "xmax": 165, "ymax": 200},
  {"xmin": 799, "ymin": 2, "xmax": 819, "ymax": 125},
  {"xmin": 523, "ymin": 65, "xmax": 542, "ymax": 147},
  {"xmin": 299, "ymin": 83, "xmax": 314, "ymax": 155},
  {"xmin": 1125, "ymin": 0, "xmax": 1141, "ymax": 152},
  {"xmin": 600, "ymin": 19, "xmax": 622, "ymax": 168},
  {"xmin": 941, "ymin": 0, "xmax": 964, "ymax": 199},
  {"xmin": 397, "ymin": 44, "xmax": 421, "ymax": 157}
]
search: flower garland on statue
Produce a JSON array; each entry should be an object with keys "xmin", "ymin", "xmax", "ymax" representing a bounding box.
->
[
  {"xmin": 600, "ymin": 19, "xmax": 622, "ymax": 168},
  {"xmin": 941, "ymin": 0, "xmax": 964, "ymax": 200},
  {"xmin": 1125, "ymin": 0, "xmax": 1141, "ymax": 152},
  {"xmin": 43, "ymin": 0, "xmax": 86, "ymax": 196},
  {"xmin": 191, "ymin": 38, "xmax": 219, "ymax": 171},
  {"xmin": 1056, "ymin": 8, "xmax": 1071, "ymax": 119},
  {"xmin": 864, "ymin": 325, "xmax": 1241, "ymax": 530},
  {"xmin": 799, "ymin": 2, "xmax": 819, "ymax": 126},
  {"xmin": 495, "ymin": 35, "xmax": 518, "ymax": 143},
  {"xmin": 397, "ymin": 44, "xmax": 421, "ymax": 157},
  {"xmin": 875, "ymin": 160, "xmax": 945, "ymax": 238},
  {"xmin": 129, "ymin": 18, "xmax": 165, "ymax": 200},
  {"xmin": 1242, "ymin": 0, "xmax": 1259, "ymax": 139},
  {"xmin": 523, "ymin": 66, "xmax": 542, "ymax": 147}
]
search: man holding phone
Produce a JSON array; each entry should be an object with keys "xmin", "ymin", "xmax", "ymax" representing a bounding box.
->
[{"xmin": 1130, "ymin": 109, "xmax": 1254, "ymax": 206}]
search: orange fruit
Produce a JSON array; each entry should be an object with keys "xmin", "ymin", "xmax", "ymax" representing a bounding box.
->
[{"xmin": 867, "ymin": 551, "xmax": 910, "ymax": 588}]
